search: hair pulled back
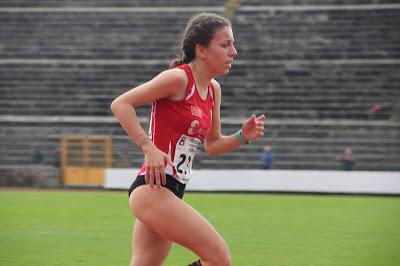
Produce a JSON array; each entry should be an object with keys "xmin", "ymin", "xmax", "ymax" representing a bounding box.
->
[{"xmin": 169, "ymin": 13, "xmax": 231, "ymax": 68}]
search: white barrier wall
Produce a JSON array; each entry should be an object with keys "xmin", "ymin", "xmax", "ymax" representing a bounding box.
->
[{"xmin": 104, "ymin": 169, "xmax": 400, "ymax": 195}]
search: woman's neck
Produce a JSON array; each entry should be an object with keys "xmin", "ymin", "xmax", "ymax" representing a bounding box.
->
[{"xmin": 188, "ymin": 60, "xmax": 213, "ymax": 92}]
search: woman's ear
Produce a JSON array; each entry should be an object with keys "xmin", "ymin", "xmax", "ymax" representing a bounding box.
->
[{"xmin": 195, "ymin": 44, "xmax": 207, "ymax": 59}]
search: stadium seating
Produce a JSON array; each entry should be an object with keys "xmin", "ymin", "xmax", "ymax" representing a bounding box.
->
[
  {"xmin": 1, "ymin": 119, "xmax": 399, "ymax": 171},
  {"xmin": 1, "ymin": 62, "xmax": 398, "ymax": 119},
  {"xmin": 1, "ymin": 0, "xmax": 399, "ymax": 181}
]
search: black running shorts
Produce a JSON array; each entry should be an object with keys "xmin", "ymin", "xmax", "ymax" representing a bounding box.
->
[{"xmin": 128, "ymin": 174, "xmax": 186, "ymax": 199}]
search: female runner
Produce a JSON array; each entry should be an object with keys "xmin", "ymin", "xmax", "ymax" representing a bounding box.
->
[{"xmin": 111, "ymin": 12, "xmax": 265, "ymax": 266}]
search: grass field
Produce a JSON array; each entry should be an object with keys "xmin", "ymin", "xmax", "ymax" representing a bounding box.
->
[{"xmin": 0, "ymin": 189, "xmax": 399, "ymax": 266}]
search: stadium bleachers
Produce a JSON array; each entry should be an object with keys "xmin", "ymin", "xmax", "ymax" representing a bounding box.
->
[
  {"xmin": 1, "ymin": 0, "xmax": 399, "ymax": 181},
  {"xmin": 0, "ymin": 62, "xmax": 398, "ymax": 119},
  {"xmin": 1, "ymin": 118, "xmax": 399, "ymax": 171}
]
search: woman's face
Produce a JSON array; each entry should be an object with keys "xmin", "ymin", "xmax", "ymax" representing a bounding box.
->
[{"xmin": 203, "ymin": 26, "xmax": 238, "ymax": 75}]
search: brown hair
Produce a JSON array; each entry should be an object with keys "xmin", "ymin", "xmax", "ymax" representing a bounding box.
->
[{"xmin": 169, "ymin": 13, "xmax": 231, "ymax": 68}]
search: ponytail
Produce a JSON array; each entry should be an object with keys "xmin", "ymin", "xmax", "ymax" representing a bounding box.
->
[
  {"xmin": 169, "ymin": 53, "xmax": 193, "ymax": 68},
  {"xmin": 169, "ymin": 54, "xmax": 185, "ymax": 68}
]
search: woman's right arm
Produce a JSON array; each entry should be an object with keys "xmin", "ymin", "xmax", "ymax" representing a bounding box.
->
[{"xmin": 110, "ymin": 68, "xmax": 187, "ymax": 187}]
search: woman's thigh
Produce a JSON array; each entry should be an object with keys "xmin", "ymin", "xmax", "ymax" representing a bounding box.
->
[
  {"xmin": 130, "ymin": 219, "xmax": 172, "ymax": 266},
  {"xmin": 129, "ymin": 185, "xmax": 229, "ymax": 262}
]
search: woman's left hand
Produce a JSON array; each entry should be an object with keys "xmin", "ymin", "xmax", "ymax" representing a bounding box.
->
[{"xmin": 242, "ymin": 114, "xmax": 266, "ymax": 142}]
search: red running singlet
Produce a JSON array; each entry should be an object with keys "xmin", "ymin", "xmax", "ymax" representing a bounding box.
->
[{"xmin": 137, "ymin": 64, "xmax": 215, "ymax": 184}]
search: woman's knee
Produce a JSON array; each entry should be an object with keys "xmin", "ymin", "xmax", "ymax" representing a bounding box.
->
[
  {"xmin": 216, "ymin": 241, "xmax": 231, "ymax": 266},
  {"xmin": 130, "ymin": 256, "xmax": 163, "ymax": 266},
  {"xmin": 203, "ymin": 239, "xmax": 231, "ymax": 266}
]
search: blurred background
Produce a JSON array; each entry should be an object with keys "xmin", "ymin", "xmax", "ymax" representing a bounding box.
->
[
  {"xmin": 0, "ymin": 0, "xmax": 399, "ymax": 188},
  {"xmin": 1, "ymin": 1, "xmax": 400, "ymax": 265}
]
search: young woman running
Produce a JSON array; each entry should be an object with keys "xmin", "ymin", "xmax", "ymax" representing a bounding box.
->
[{"xmin": 111, "ymin": 12, "xmax": 265, "ymax": 266}]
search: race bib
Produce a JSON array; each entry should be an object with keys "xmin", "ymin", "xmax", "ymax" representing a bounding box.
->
[{"xmin": 173, "ymin": 135, "xmax": 200, "ymax": 183}]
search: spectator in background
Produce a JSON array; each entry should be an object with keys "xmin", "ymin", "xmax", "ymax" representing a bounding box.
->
[
  {"xmin": 53, "ymin": 147, "xmax": 61, "ymax": 167},
  {"xmin": 339, "ymin": 147, "xmax": 355, "ymax": 171},
  {"xmin": 367, "ymin": 104, "xmax": 384, "ymax": 119},
  {"xmin": 368, "ymin": 104, "xmax": 383, "ymax": 114},
  {"xmin": 260, "ymin": 145, "xmax": 275, "ymax": 169},
  {"xmin": 31, "ymin": 145, "xmax": 43, "ymax": 164}
]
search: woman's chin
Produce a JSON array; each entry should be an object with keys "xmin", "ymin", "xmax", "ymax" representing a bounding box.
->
[{"xmin": 217, "ymin": 67, "xmax": 231, "ymax": 76}]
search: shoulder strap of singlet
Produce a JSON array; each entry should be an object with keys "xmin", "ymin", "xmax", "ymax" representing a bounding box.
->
[
  {"xmin": 174, "ymin": 64, "xmax": 195, "ymax": 99},
  {"xmin": 208, "ymin": 80, "xmax": 216, "ymax": 107}
]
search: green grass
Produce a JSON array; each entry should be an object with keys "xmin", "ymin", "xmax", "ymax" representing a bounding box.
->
[{"xmin": 0, "ymin": 189, "xmax": 399, "ymax": 266}]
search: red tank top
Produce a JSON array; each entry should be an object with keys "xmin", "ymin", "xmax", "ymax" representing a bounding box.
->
[{"xmin": 137, "ymin": 64, "xmax": 215, "ymax": 183}]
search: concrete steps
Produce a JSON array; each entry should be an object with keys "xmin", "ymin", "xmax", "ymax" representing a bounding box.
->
[{"xmin": 1, "ymin": 118, "xmax": 398, "ymax": 171}]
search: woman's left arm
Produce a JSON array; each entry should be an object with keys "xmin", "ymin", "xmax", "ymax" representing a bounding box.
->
[{"xmin": 204, "ymin": 80, "xmax": 265, "ymax": 156}]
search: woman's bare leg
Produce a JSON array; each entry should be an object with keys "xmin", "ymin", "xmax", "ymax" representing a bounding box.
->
[
  {"xmin": 129, "ymin": 185, "xmax": 231, "ymax": 266},
  {"xmin": 129, "ymin": 218, "xmax": 172, "ymax": 266}
]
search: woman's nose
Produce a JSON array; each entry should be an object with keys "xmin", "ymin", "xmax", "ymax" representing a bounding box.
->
[{"xmin": 230, "ymin": 45, "xmax": 238, "ymax": 57}]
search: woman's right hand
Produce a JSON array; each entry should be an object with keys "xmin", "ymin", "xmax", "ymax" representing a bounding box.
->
[{"xmin": 142, "ymin": 143, "xmax": 175, "ymax": 188}]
